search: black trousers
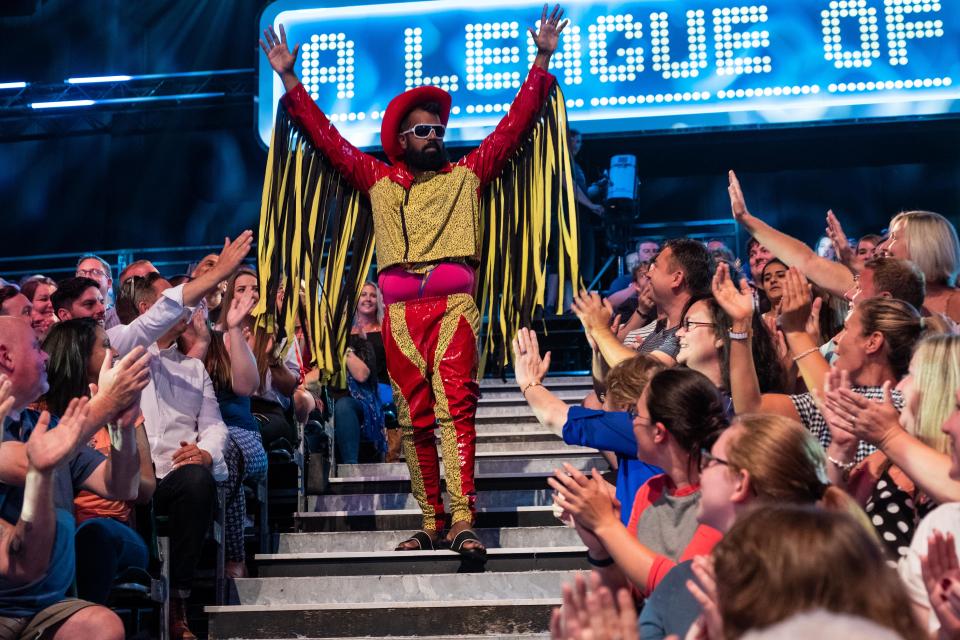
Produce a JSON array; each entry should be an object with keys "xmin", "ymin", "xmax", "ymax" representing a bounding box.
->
[{"xmin": 153, "ymin": 464, "xmax": 216, "ymax": 593}]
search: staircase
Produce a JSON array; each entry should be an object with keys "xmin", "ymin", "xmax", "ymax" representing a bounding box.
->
[{"xmin": 206, "ymin": 375, "xmax": 600, "ymax": 640}]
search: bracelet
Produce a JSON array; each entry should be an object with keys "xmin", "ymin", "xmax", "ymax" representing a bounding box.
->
[
  {"xmin": 827, "ymin": 455, "xmax": 856, "ymax": 472},
  {"xmin": 728, "ymin": 329, "xmax": 750, "ymax": 340},
  {"xmin": 521, "ymin": 381, "xmax": 543, "ymax": 396},
  {"xmin": 792, "ymin": 347, "xmax": 820, "ymax": 362},
  {"xmin": 586, "ymin": 553, "xmax": 615, "ymax": 567}
]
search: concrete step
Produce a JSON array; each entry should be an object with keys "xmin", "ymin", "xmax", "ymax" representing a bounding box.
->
[
  {"xmin": 207, "ymin": 600, "xmax": 559, "ymax": 638},
  {"xmin": 227, "ymin": 570, "xmax": 578, "ymax": 606},
  {"xmin": 411, "ymin": 442, "xmax": 595, "ymax": 457},
  {"xmin": 334, "ymin": 456, "xmax": 607, "ymax": 479},
  {"xmin": 208, "ymin": 571, "xmax": 580, "ymax": 637},
  {"xmin": 254, "ymin": 546, "xmax": 588, "ymax": 577},
  {"xmin": 308, "ymin": 489, "xmax": 554, "ymax": 513},
  {"xmin": 474, "ymin": 421, "xmax": 560, "ymax": 435},
  {"xmin": 473, "ymin": 430, "xmax": 563, "ymax": 445},
  {"xmin": 323, "ymin": 469, "xmax": 589, "ymax": 496},
  {"xmin": 476, "ymin": 405, "xmax": 549, "ymax": 419},
  {"xmin": 276, "ymin": 526, "xmax": 583, "ymax": 553},
  {"xmin": 479, "ymin": 375, "xmax": 591, "ymax": 389},
  {"xmin": 477, "ymin": 389, "xmax": 586, "ymax": 403},
  {"xmin": 295, "ymin": 505, "xmax": 562, "ymax": 532}
]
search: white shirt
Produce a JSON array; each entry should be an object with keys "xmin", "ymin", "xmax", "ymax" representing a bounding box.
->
[
  {"xmin": 898, "ymin": 502, "xmax": 960, "ymax": 633},
  {"xmin": 106, "ymin": 284, "xmax": 191, "ymax": 357},
  {"xmin": 139, "ymin": 342, "xmax": 229, "ymax": 481}
]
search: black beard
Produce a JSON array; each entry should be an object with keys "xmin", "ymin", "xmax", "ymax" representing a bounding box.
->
[{"xmin": 403, "ymin": 141, "xmax": 449, "ymax": 172}]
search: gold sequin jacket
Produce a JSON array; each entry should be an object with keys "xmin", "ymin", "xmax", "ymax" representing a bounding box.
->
[{"xmin": 280, "ymin": 66, "xmax": 556, "ymax": 272}]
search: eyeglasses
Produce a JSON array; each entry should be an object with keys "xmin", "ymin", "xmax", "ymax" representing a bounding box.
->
[
  {"xmin": 399, "ymin": 124, "xmax": 446, "ymax": 139},
  {"xmin": 682, "ymin": 318, "xmax": 715, "ymax": 332},
  {"xmin": 699, "ymin": 447, "xmax": 730, "ymax": 472},
  {"xmin": 77, "ymin": 268, "xmax": 107, "ymax": 279}
]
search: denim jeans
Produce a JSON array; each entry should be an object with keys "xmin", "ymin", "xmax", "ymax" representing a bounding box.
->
[
  {"xmin": 74, "ymin": 517, "xmax": 150, "ymax": 604},
  {"xmin": 334, "ymin": 396, "xmax": 364, "ymax": 464}
]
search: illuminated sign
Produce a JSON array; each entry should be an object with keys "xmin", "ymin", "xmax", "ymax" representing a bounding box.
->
[{"xmin": 257, "ymin": 0, "xmax": 958, "ymax": 148}]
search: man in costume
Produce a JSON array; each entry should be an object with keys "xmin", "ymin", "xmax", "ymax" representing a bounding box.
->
[{"xmin": 259, "ymin": 4, "xmax": 577, "ymax": 558}]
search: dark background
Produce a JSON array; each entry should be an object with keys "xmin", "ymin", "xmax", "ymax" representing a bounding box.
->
[{"xmin": 1, "ymin": 0, "xmax": 958, "ymax": 262}]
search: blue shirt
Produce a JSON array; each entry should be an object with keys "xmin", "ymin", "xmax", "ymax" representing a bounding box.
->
[
  {"xmin": 0, "ymin": 410, "xmax": 105, "ymax": 616},
  {"xmin": 562, "ymin": 406, "xmax": 661, "ymax": 525}
]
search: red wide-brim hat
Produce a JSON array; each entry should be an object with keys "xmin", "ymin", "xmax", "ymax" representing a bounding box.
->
[{"xmin": 380, "ymin": 85, "xmax": 452, "ymax": 164}]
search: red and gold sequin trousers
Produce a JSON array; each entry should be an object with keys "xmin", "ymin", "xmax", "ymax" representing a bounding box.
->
[{"xmin": 381, "ymin": 293, "xmax": 480, "ymax": 532}]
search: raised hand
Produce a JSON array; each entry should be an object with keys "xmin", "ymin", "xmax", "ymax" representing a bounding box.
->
[
  {"xmin": 512, "ymin": 328, "xmax": 552, "ymax": 390},
  {"xmin": 826, "ymin": 210, "xmax": 855, "ymax": 269},
  {"xmin": 816, "ymin": 369, "xmax": 860, "ymax": 452},
  {"xmin": 529, "ymin": 4, "xmax": 569, "ymax": 56},
  {"xmin": 0, "ymin": 374, "xmax": 15, "ymax": 426},
  {"xmin": 727, "ymin": 170, "xmax": 749, "ymax": 223},
  {"xmin": 259, "ymin": 24, "xmax": 300, "ymax": 77},
  {"xmin": 226, "ymin": 289, "xmax": 258, "ymax": 331},
  {"xmin": 26, "ymin": 399, "xmax": 89, "ymax": 473},
  {"xmin": 711, "ymin": 262, "xmax": 753, "ymax": 324},
  {"xmin": 212, "ymin": 231, "xmax": 254, "ymax": 282}
]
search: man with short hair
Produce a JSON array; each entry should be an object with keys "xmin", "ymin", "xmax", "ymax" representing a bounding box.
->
[
  {"xmin": 118, "ymin": 260, "xmax": 159, "ymax": 285},
  {"xmin": 746, "ymin": 236, "xmax": 774, "ymax": 284},
  {"xmin": 76, "ymin": 254, "xmax": 119, "ymax": 330},
  {"xmin": 51, "ymin": 278, "xmax": 104, "ymax": 325},
  {"xmin": 0, "ymin": 288, "xmax": 31, "ymax": 323},
  {"xmin": 575, "ymin": 238, "xmax": 715, "ymax": 369},
  {"xmin": 0, "ymin": 317, "xmax": 147, "ymax": 640},
  {"xmin": 845, "ymin": 256, "xmax": 925, "ymax": 310},
  {"xmin": 636, "ymin": 239, "xmax": 660, "ymax": 263}
]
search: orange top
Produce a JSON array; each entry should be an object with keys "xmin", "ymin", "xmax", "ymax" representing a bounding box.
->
[{"xmin": 73, "ymin": 426, "xmax": 133, "ymax": 525}]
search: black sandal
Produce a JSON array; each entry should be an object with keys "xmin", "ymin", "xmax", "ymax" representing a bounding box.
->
[
  {"xmin": 449, "ymin": 529, "xmax": 487, "ymax": 562},
  {"xmin": 395, "ymin": 530, "xmax": 438, "ymax": 551}
]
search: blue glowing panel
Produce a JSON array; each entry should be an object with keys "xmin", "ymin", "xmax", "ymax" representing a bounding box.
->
[{"xmin": 257, "ymin": 0, "xmax": 959, "ymax": 147}]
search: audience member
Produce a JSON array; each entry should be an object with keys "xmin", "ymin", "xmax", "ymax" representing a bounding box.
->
[
  {"xmin": 821, "ymin": 336, "xmax": 960, "ymax": 548},
  {"xmin": 550, "ymin": 367, "xmax": 728, "ymax": 598},
  {"xmin": 705, "ymin": 505, "xmax": 924, "ymax": 639},
  {"xmin": 514, "ymin": 328, "xmax": 662, "ymax": 523},
  {"xmin": 19, "ymin": 276, "xmax": 57, "ymax": 339},
  {"xmin": 41, "ymin": 319, "xmax": 155, "ymax": 604},
  {"xmin": 636, "ymin": 239, "xmax": 660, "ymax": 264},
  {"xmin": 732, "ymin": 170, "xmax": 960, "ymax": 322},
  {"xmin": 0, "ymin": 317, "xmax": 147, "ymax": 640},
  {"xmin": 183, "ymin": 288, "xmax": 266, "ymax": 580},
  {"xmin": 118, "ymin": 260, "xmax": 159, "ymax": 285},
  {"xmin": 639, "ymin": 414, "xmax": 865, "ymax": 640},
  {"xmin": 51, "ymin": 277, "xmax": 105, "ymax": 324},
  {"xmin": 76, "ymin": 254, "xmax": 119, "ymax": 329},
  {"xmin": 190, "ymin": 253, "xmax": 226, "ymax": 323},
  {"xmin": 0, "ymin": 287, "xmax": 31, "ymax": 324},
  {"xmin": 714, "ymin": 263, "xmax": 920, "ymax": 463}
]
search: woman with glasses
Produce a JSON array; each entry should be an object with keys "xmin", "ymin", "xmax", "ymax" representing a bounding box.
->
[
  {"xmin": 675, "ymin": 296, "xmax": 787, "ymax": 405},
  {"xmin": 638, "ymin": 413, "xmax": 868, "ymax": 640},
  {"xmin": 549, "ymin": 367, "xmax": 728, "ymax": 599}
]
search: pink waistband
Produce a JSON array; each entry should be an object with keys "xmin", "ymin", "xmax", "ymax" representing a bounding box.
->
[{"xmin": 379, "ymin": 263, "xmax": 476, "ymax": 305}]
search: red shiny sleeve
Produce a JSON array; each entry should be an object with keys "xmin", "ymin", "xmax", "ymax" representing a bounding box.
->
[
  {"xmin": 280, "ymin": 84, "xmax": 388, "ymax": 192},
  {"xmin": 459, "ymin": 65, "xmax": 556, "ymax": 189}
]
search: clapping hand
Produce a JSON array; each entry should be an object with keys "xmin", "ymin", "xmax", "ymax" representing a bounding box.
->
[
  {"xmin": 822, "ymin": 372, "xmax": 903, "ymax": 449},
  {"xmin": 0, "ymin": 374, "xmax": 15, "ymax": 427},
  {"xmin": 778, "ymin": 267, "xmax": 822, "ymax": 339},
  {"xmin": 226, "ymin": 289, "xmax": 259, "ymax": 331},
  {"xmin": 921, "ymin": 531, "xmax": 960, "ymax": 637},
  {"xmin": 26, "ymin": 399, "xmax": 89, "ymax": 473},
  {"xmin": 95, "ymin": 347, "xmax": 151, "ymax": 419},
  {"xmin": 549, "ymin": 571, "xmax": 638, "ymax": 640},
  {"xmin": 571, "ymin": 291, "xmax": 614, "ymax": 338},
  {"xmin": 547, "ymin": 464, "xmax": 619, "ymax": 532}
]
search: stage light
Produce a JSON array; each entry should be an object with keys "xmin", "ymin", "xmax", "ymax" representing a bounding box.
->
[
  {"xmin": 66, "ymin": 75, "xmax": 132, "ymax": 84},
  {"xmin": 30, "ymin": 99, "xmax": 96, "ymax": 109},
  {"xmin": 0, "ymin": 81, "xmax": 27, "ymax": 90}
]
